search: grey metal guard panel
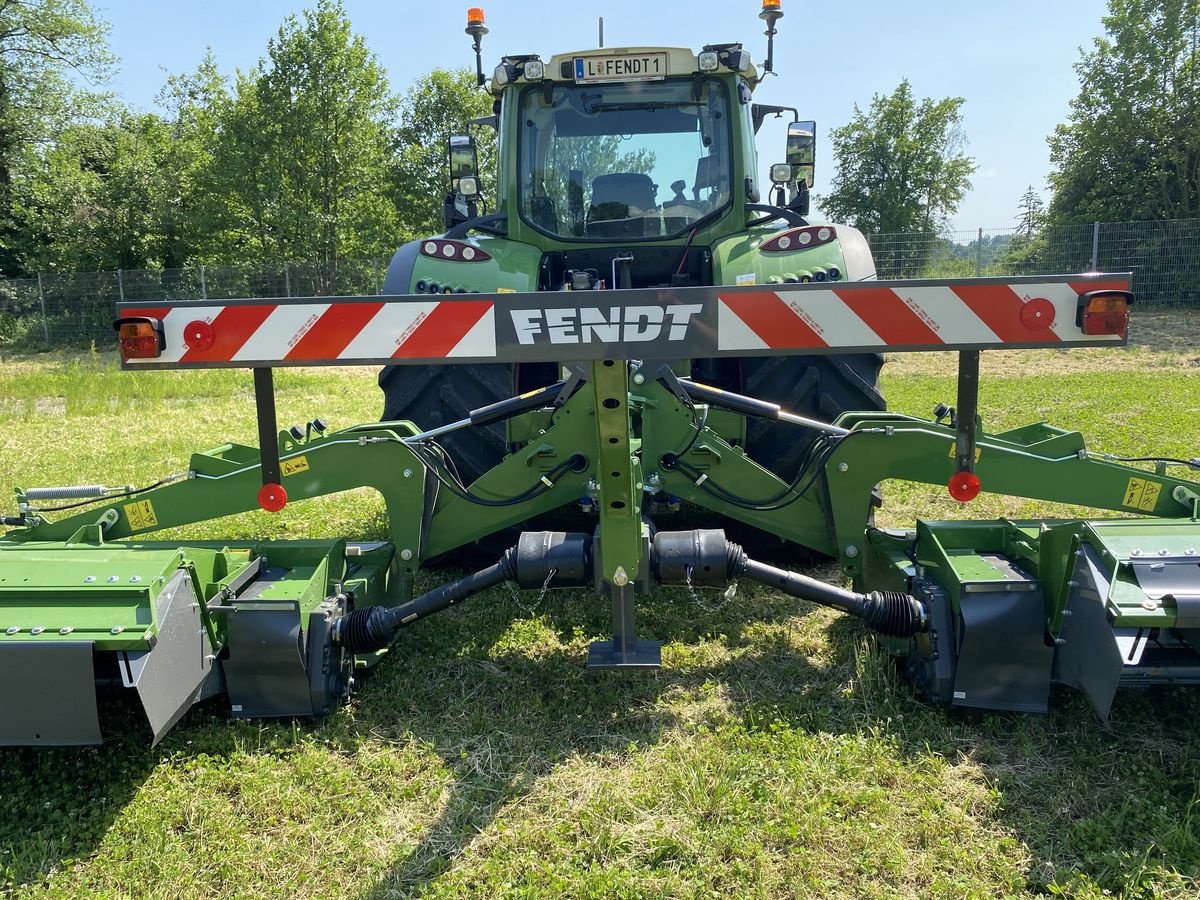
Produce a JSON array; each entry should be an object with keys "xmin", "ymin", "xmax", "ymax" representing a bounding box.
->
[
  {"xmin": 116, "ymin": 273, "xmax": 1131, "ymax": 370},
  {"xmin": 0, "ymin": 642, "xmax": 101, "ymax": 745}
]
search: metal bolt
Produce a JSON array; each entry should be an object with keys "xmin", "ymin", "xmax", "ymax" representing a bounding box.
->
[
  {"xmin": 1067, "ymin": 580, "xmax": 1079, "ymax": 588},
  {"xmin": 1141, "ymin": 598, "xmax": 1159, "ymax": 611},
  {"xmin": 1131, "ymin": 549, "xmax": 1143, "ymax": 557},
  {"xmin": 613, "ymin": 566, "xmax": 630, "ymax": 587},
  {"xmin": 1185, "ymin": 548, "xmax": 1196, "ymax": 556},
  {"xmin": 403, "ymin": 468, "xmax": 413, "ymax": 478},
  {"xmin": 30, "ymin": 626, "xmax": 44, "ymax": 635},
  {"xmin": 129, "ymin": 575, "xmax": 141, "ymax": 583},
  {"xmin": 1005, "ymin": 584, "xmax": 1014, "ymax": 591},
  {"xmin": 5, "ymin": 627, "xmax": 18, "ymax": 635},
  {"xmin": 1159, "ymin": 548, "xmax": 1170, "ymax": 556},
  {"xmin": 845, "ymin": 545, "xmax": 859, "ymax": 558},
  {"xmin": 1055, "ymin": 638, "xmax": 1067, "ymax": 646},
  {"xmin": 110, "ymin": 626, "xmax": 124, "ymax": 635},
  {"xmin": 84, "ymin": 575, "xmax": 96, "ymax": 583},
  {"xmin": 838, "ymin": 462, "xmax": 849, "ymax": 473},
  {"xmin": 400, "ymin": 548, "xmax": 413, "ymax": 561},
  {"xmin": 107, "ymin": 575, "xmax": 119, "ymax": 583},
  {"xmin": 632, "ymin": 373, "xmax": 645, "ymax": 385},
  {"xmin": 647, "ymin": 473, "xmax": 660, "ymax": 486},
  {"xmin": 1062, "ymin": 609, "xmax": 1074, "ymax": 617},
  {"xmin": 59, "ymin": 627, "xmax": 73, "ymax": 635}
]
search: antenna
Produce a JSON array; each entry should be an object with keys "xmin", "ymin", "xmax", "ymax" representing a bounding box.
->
[{"xmin": 598, "ymin": 17, "xmax": 604, "ymax": 48}]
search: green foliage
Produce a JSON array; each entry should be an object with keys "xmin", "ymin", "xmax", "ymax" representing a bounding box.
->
[
  {"xmin": 818, "ymin": 80, "xmax": 976, "ymax": 235},
  {"xmin": 208, "ymin": 0, "xmax": 399, "ymax": 276},
  {"xmin": 1048, "ymin": 0, "xmax": 1200, "ymax": 222},
  {"xmin": 13, "ymin": 113, "xmax": 188, "ymax": 272},
  {"xmin": 392, "ymin": 68, "xmax": 497, "ymax": 240},
  {"xmin": 0, "ymin": 0, "xmax": 115, "ymax": 273}
]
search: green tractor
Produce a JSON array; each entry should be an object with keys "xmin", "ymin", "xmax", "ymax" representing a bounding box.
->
[
  {"xmin": 3, "ymin": 2, "xmax": 1196, "ymax": 747},
  {"xmin": 379, "ymin": 4, "xmax": 883, "ymax": 489}
]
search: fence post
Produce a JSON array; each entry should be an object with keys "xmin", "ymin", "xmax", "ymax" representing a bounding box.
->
[
  {"xmin": 284, "ymin": 262, "xmax": 292, "ymax": 298},
  {"xmin": 200, "ymin": 264, "xmax": 208, "ymax": 300},
  {"xmin": 36, "ymin": 273, "xmax": 49, "ymax": 345},
  {"xmin": 117, "ymin": 268, "xmax": 124, "ymax": 302},
  {"xmin": 1091, "ymin": 222, "xmax": 1100, "ymax": 271},
  {"xmin": 975, "ymin": 227, "xmax": 983, "ymax": 277},
  {"xmin": 374, "ymin": 257, "xmax": 381, "ymax": 295}
]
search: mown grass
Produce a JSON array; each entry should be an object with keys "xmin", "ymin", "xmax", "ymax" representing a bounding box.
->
[{"xmin": 0, "ymin": 316, "xmax": 1198, "ymax": 898}]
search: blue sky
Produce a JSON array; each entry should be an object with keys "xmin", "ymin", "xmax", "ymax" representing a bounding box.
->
[{"xmin": 95, "ymin": 0, "xmax": 1109, "ymax": 232}]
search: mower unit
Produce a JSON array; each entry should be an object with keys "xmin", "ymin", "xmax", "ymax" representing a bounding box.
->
[{"xmin": 4, "ymin": 271, "xmax": 1199, "ymax": 746}]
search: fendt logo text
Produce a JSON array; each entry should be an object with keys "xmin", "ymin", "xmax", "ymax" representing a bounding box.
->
[{"xmin": 510, "ymin": 304, "xmax": 704, "ymax": 345}]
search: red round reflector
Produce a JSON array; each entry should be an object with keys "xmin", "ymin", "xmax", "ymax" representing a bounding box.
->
[
  {"xmin": 947, "ymin": 471, "xmax": 982, "ymax": 502},
  {"xmin": 184, "ymin": 320, "xmax": 216, "ymax": 351},
  {"xmin": 257, "ymin": 483, "xmax": 288, "ymax": 513},
  {"xmin": 1019, "ymin": 297, "xmax": 1056, "ymax": 331}
]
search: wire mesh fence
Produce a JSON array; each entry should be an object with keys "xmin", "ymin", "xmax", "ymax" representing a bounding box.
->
[
  {"xmin": 1, "ymin": 219, "xmax": 1196, "ymax": 350},
  {"xmin": 865, "ymin": 219, "xmax": 1200, "ymax": 308}
]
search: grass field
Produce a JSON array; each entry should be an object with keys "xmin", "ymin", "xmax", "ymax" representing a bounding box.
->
[{"xmin": 1, "ymin": 313, "xmax": 1198, "ymax": 898}]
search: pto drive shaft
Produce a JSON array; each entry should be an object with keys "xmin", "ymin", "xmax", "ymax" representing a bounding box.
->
[
  {"xmin": 652, "ymin": 529, "xmax": 928, "ymax": 638},
  {"xmin": 336, "ymin": 529, "xmax": 927, "ymax": 656}
]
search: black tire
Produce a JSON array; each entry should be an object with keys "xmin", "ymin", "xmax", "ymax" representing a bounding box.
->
[
  {"xmin": 709, "ymin": 353, "xmax": 886, "ymax": 560},
  {"xmin": 738, "ymin": 353, "xmax": 885, "ymax": 481},
  {"xmin": 379, "ymin": 362, "xmax": 514, "ymax": 486}
]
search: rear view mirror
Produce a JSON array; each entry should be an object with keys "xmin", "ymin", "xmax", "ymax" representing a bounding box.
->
[
  {"xmin": 786, "ymin": 120, "xmax": 816, "ymax": 188},
  {"xmin": 448, "ymin": 134, "xmax": 478, "ymax": 192}
]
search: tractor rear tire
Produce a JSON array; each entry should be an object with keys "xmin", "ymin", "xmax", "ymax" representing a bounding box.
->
[
  {"xmin": 738, "ymin": 353, "xmax": 885, "ymax": 481},
  {"xmin": 723, "ymin": 352, "xmax": 885, "ymax": 559},
  {"xmin": 379, "ymin": 362, "xmax": 514, "ymax": 486}
]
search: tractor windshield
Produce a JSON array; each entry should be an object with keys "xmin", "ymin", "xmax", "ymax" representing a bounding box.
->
[{"xmin": 517, "ymin": 78, "xmax": 732, "ymax": 241}]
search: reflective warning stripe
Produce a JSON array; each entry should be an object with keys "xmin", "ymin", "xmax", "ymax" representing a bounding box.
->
[{"xmin": 717, "ymin": 280, "xmax": 1123, "ymax": 351}]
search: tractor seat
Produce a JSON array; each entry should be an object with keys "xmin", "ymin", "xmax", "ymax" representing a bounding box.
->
[{"xmin": 588, "ymin": 172, "xmax": 657, "ymax": 222}]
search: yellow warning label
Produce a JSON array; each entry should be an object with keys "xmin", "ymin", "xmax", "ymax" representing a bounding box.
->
[
  {"xmin": 123, "ymin": 499, "xmax": 158, "ymax": 531},
  {"xmin": 1122, "ymin": 477, "xmax": 1162, "ymax": 512},
  {"xmin": 281, "ymin": 455, "xmax": 310, "ymax": 477},
  {"xmin": 948, "ymin": 444, "xmax": 983, "ymax": 462},
  {"xmin": 497, "ymin": 287, "xmax": 516, "ymax": 293}
]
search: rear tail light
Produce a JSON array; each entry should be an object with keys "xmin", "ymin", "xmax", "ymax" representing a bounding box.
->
[
  {"xmin": 1076, "ymin": 289, "xmax": 1133, "ymax": 337},
  {"xmin": 113, "ymin": 317, "xmax": 164, "ymax": 361}
]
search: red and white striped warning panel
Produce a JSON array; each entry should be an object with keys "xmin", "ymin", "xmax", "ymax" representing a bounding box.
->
[
  {"xmin": 121, "ymin": 299, "xmax": 495, "ymax": 365},
  {"xmin": 716, "ymin": 278, "xmax": 1129, "ymax": 352},
  {"xmin": 117, "ymin": 275, "xmax": 1131, "ymax": 369}
]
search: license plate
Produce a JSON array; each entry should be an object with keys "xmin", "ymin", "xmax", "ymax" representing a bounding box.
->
[{"xmin": 574, "ymin": 53, "xmax": 668, "ymax": 84}]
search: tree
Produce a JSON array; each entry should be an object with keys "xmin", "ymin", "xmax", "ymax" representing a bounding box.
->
[
  {"xmin": 208, "ymin": 0, "xmax": 398, "ymax": 276},
  {"xmin": 818, "ymin": 80, "xmax": 976, "ymax": 236},
  {"xmin": 13, "ymin": 113, "xmax": 188, "ymax": 272},
  {"xmin": 392, "ymin": 68, "xmax": 496, "ymax": 239},
  {"xmin": 1015, "ymin": 185, "xmax": 1046, "ymax": 237},
  {"xmin": 153, "ymin": 52, "xmax": 230, "ymax": 266},
  {"xmin": 1048, "ymin": 0, "xmax": 1200, "ymax": 222},
  {"xmin": 0, "ymin": 0, "xmax": 115, "ymax": 273}
]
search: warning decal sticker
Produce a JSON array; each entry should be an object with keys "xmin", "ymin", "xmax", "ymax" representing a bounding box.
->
[
  {"xmin": 281, "ymin": 455, "xmax": 310, "ymax": 477},
  {"xmin": 1122, "ymin": 477, "xmax": 1162, "ymax": 512},
  {"xmin": 123, "ymin": 499, "xmax": 159, "ymax": 531}
]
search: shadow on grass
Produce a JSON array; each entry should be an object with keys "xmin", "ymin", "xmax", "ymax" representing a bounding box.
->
[{"xmin": 3, "ymin": 579, "xmax": 1198, "ymax": 897}]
